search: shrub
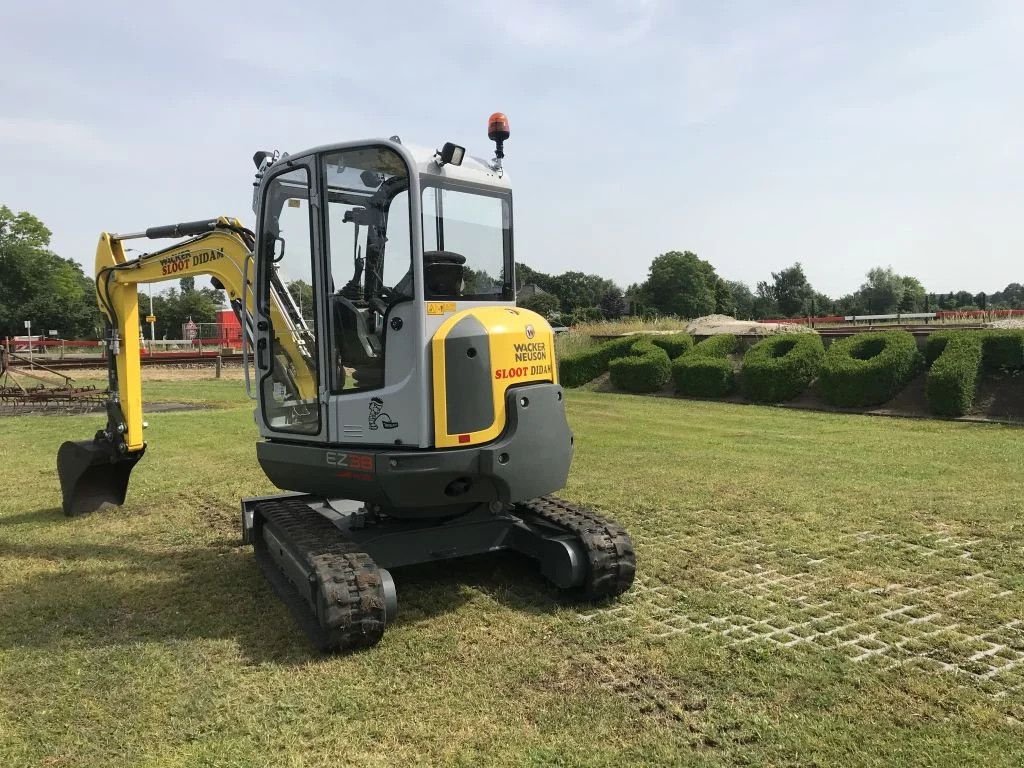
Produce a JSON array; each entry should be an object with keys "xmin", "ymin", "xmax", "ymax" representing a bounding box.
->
[
  {"xmin": 672, "ymin": 356, "xmax": 735, "ymax": 397},
  {"xmin": 980, "ymin": 330, "xmax": 1024, "ymax": 371},
  {"xmin": 925, "ymin": 330, "xmax": 957, "ymax": 366},
  {"xmin": 559, "ymin": 335, "xmax": 639, "ymax": 387},
  {"xmin": 689, "ymin": 334, "xmax": 739, "ymax": 359},
  {"xmin": 608, "ymin": 339, "xmax": 672, "ymax": 393},
  {"xmin": 649, "ymin": 333, "xmax": 694, "ymax": 360},
  {"xmin": 926, "ymin": 332, "xmax": 984, "ymax": 416},
  {"xmin": 671, "ymin": 333, "xmax": 738, "ymax": 397},
  {"xmin": 818, "ymin": 331, "xmax": 923, "ymax": 407},
  {"xmin": 740, "ymin": 333, "xmax": 825, "ymax": 402}
]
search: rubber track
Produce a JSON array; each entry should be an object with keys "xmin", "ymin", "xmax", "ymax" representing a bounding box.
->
[
  {"xmin": 514, "ymin": 496, "xmax": 636, "ymax": 600},
  {"xmin": 253, "ymin": 498, "xmax": 387, "ymax": 652}
]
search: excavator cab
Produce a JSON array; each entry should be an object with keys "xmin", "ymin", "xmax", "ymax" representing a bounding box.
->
[{"xmin": 56, "ymin": 115, "xmax": 636, "ymax": 652}]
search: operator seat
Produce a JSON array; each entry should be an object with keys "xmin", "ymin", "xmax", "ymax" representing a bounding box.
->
[
  {"xmin": 331, "ymin": 294, "xmax": 383, "ymax": 388},
  {"xmin": 391, "ymin": 250, "xmax": 467, "ymax": 300}
]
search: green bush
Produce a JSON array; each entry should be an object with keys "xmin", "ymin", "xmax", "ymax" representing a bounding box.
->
[
  {"xmin": 672, "ymin": 356, "xmax": 735, "ymax": 397},
  {"xmin": 689, "ymin": 334, "xmax": 739, "ymax": 359},
  {"xmin": 740, "ymin": 334, "xmax": 825, "ymax": 402},
  {"xmin": 671, "ymin": 333, "xmax": 738, "ymax": 397},
  {"xmin": 980, "ymin": 330, "xmax": 1024, "ymax": 371},
  {"xmin": 608, "ymin": 339, "xmax": 671, "ymax": 393},
  {"xmin": 559, "ymin": 335, "xmax": 638, "ymax": 387},
  {"xmin": 925, "ymin": 330, "xmax": 957, "ymax": 366},
  {"xmin": 819, "ymin": 331, "xmax": 923, "ymax": 407},
  {"xmin": 926, "ymin": 332, "xmax": 984, "ymax": 416},
  {"xmin": 649, "ymin": 333, "xmax": 694, "ymax": 360}
]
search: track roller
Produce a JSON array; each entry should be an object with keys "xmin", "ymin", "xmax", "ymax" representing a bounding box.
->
[
  {"xmin": 514, "ymin": 496, "xmax": 636, "ymax": 600},
  {"xmin": 252, "ymin": 499, "xmax": 395, "ymax": 652}
]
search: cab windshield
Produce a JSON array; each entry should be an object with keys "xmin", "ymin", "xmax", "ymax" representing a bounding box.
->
[{"xmin": 422, "ymin": 184, "xmax": 512, "ymax": 301}]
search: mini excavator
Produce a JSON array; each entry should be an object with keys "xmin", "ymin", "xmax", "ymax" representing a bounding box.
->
[{"xmin": 57, "ymin": 115, "xmax": 636, "ymax": 651}]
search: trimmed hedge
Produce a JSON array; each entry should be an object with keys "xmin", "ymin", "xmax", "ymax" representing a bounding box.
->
[
  {"xmin": 926, "ymin": 332, "xmax": 984, "ymax": 416},
  {"xmin": 559, "ymin": 336, "xmax": 639, "ymax": 387},
  {"xmin": 980, "ymin": 330, "xmax": 1024, "ymax": 371},
  {"xmin": 671, "ymin": 334, "xmax": 738, "ymax": 397},
  {"xmin": 925, "ymin": 330, "xmax": 956, "ymax": 366},
  {"xmin": 819, "ymin": 331, "xmax": 923, "ymax": 407},
  {"xmin": 689, "ymin": 334, "xmax": 739, "ymax": 359},
  {"xmin": 608, "ymin": 339, "xmax": 672, "ymax": 393},
  {"xmin": 559, "ymin": 333, "xmax": 694, "ymax": 388},
  {"xmin": 649, "ymin": 333, "xmax": 694, "ymax": 360},
  {"xmin": 924, "ymin": 329, "xmax": 1024, "ymax": 416},
  {"xmin": 740, "ymin": 333, "xmax": 825, "ymax": 402}
]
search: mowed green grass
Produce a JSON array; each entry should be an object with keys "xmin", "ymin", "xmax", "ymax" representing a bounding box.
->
[{"xmin": 1, "ymin": 382, "xmax": 1023, "ymax": 767}]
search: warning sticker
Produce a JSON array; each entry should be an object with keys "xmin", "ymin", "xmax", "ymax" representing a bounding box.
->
[{"xmin": 427, "ymin": 302, "xmax": 456, "ymax": 316}]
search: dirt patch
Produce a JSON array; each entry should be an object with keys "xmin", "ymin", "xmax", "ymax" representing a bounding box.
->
[
  {"xmin": 68, "ymin": 365, "xmax": 246, "ymax": 382},
  {"xmin": 0, "ymin": 401, "xmax": 210, "ymax": 417},
  {"xmin": 686, "ymin": 314, "xmax": 814, "ymax": 337}
]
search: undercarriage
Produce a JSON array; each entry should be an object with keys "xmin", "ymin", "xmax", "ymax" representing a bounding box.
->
[{"xmin": 242, "ymin": 494, "xmax": 636, "ymax": 651}]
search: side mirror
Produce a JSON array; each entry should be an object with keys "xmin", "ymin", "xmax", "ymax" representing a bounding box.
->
[{"xmin": 436, "ymin": 142, "xmax": 465, "ymax": 167}]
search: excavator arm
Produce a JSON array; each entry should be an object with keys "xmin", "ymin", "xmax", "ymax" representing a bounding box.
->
[{"xmin": 57, "ymin": 216, "xmax": 315, "ymax": 516}]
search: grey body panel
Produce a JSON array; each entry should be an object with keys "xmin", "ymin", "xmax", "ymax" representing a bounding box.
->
[
  {"xmin": 326, "ymin": 300, "xmax": 421, "ymax": 446},
  {"xmin": 257, "ymin": 383, "xmax": 572, "ymax": 517},
  {"xmin": 443, "ymin": 314, "xmax": 494, "ymax": 435}
]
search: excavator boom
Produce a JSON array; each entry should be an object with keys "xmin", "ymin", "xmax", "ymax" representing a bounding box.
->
[{"xmin": 57, "ymin": 217, "xmax": 312, "ymax": 516}]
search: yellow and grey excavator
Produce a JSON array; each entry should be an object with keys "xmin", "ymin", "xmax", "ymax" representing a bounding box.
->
[{"xmin": 57, "ymin": 115, "xmax": 635, "ymax": 651}]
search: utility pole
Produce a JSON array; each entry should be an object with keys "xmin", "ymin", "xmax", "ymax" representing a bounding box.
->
[
  {"xmin": 24, "ymin": 320, "xmax": 32, "ymax": 367},
  {"xmin": 149, "ymin": 285, "xmax": 156, "ymax": 351}
]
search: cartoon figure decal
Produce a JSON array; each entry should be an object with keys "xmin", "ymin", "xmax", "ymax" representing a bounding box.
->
[{"xmin": 368, "ymin": 397, "xmax": 399, "ymax": 430}]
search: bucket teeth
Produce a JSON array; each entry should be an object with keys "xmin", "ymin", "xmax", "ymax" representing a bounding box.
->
[{"xmin": 56, "ymin": 440, "xmax": 145, "ymax": 517}]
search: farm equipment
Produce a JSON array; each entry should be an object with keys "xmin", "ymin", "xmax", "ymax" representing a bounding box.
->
[{"xmin": 56, "ymin": 115, "xmax": 636, "ymax": 651}]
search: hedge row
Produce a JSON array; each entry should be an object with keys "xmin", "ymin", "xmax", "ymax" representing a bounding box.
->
[
  {"xmin": 925, "ymin": 329, "xmax": 1024, "ymax": 416},
  {"xmin": 740, "ymin": 334, "xmax": 825, "ymax": 402},
  {"xmin": 649, "ymin": 332, "xmax": 695, "ymax": 360},
  {"xmin": 608, "ymin": 339, "xmax": 672, "ymax": 393},
  {"xmin": 672, "ymin": 334, "xmax": 738, "ymax": 397},
  {"xmin": 559, "ymin": 333, "xmax": 693, "ymax": 389},
  {"xmin": 819, "ymin": 331, "xmax": 923, "ymax": 407},
  {"xmin": 926, "ymin": 332, "xmax": 984, "ymax": 416},
  {"xmin": 559, "ymin": 335, "xmax": 640, "ymax": 388}
]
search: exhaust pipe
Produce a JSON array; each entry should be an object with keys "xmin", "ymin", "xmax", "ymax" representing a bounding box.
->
[{"xmin": 56, "ymin": 438, "xmax": 145, "ymax": 517}]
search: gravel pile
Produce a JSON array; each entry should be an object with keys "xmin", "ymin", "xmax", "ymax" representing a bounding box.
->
[
  {"xmin": 685, "ymin": 314, "xmax": 816, "ymax": 336},
  {"xmin": 985, "ymin": 319, "xmax": 1024, "ymax": 329}
]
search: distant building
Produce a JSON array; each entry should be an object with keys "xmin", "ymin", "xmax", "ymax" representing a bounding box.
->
[{"xmin": 517, "ymin": 283, "xmax": 549, "ymax": 300}]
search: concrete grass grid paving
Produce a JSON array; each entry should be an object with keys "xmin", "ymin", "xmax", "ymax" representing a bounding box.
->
[{"xmin": 578, "ymin": 517, "xmax": 1024, "ymax": 699}]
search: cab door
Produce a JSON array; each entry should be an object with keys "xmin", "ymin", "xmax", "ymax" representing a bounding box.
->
[
  {"xmin": 318, "ymin": 143, "xmax": 428, "ymax": 448},
  {"xmin": 253, "ymin": 157, "xmax": 328, "ymax": 442}
]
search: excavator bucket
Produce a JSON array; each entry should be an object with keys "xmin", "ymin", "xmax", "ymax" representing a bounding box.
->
[{"xmin": 56, "ymin": 440, "xmax": 145, "ymax": 517}]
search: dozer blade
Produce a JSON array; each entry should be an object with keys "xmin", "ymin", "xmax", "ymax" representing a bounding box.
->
[{"xmin": 56, "ymin": 440, "xmax": 145, "ymax": 517}]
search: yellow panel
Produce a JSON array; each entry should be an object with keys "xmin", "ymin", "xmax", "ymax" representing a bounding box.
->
[{"xmin": 431, "ymin": 306, "xmax": 557, "ymax": 448}]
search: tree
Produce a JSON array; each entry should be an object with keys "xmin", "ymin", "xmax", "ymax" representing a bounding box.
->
[
  {"xmin": 518, "ymin": 291, "xmax": 560, "ymax": 318},
  {"xmin": 598, "ymin": 286, "xmax": 626, "ymax": 319},
  {"xmin": 991, "ymin": 283, "xmax": 1024, "ymax": 309},
  {"xmin": 770, "ymin": 262, "xmax": 815, "ymax": 317},
  {"xmin": 899, "ymin": 276, "xmax": 926, "ymax": 313},
  {"xmin": 179, "ymin": 276, "xmax": 196, "ymax": 293},
  {"xmin": 640, "ymin": 251, "xmax": 717, "ymax": 318},
  {"xmin": 546, "ymin": 271, "xmax": 616, "ymax": 314},
  {"xmin": 150, "ymin": 287, "xmax": 223, "ymax": 339},
  {"xmin": 713, "ymin": 279, "xmax": 733, "ymax": 315},
  {"xmin": 287, "ymin": 279, "xmax": 314, "ymax": 326},
  {"xmin": 0, "ymin": 205, "xmax": 101, "ymax": 338},
  {"xmin": 724, "ymin": 280, "xmax": 755, "ymax": 318}
]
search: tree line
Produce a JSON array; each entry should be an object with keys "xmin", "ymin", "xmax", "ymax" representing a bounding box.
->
[
  {"xmin": 3, "ymin": 205, "xmax": 1023, "ymax": 341},
  {"xmin": 518, "ymin": 252, "xmax": 1024, "ymax": 322}
]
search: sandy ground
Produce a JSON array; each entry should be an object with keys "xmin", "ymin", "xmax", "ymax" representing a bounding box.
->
[
  {"xmin": 62, "ymin": 364, "xmax": 247, "ymax": 382},
  {"xmin": 685, "ymin": 314, "xmax": 815, "ymax": 336}
]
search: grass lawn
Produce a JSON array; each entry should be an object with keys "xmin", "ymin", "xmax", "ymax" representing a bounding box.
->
[{"xmin": 1, "ymin": 381, "xmax": 1023, "ymax": 766}]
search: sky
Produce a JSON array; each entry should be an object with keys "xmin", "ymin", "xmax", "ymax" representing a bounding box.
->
[{"xmin": 1, "ymin": 0, "xmax": 1021, "ymax": 299}]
